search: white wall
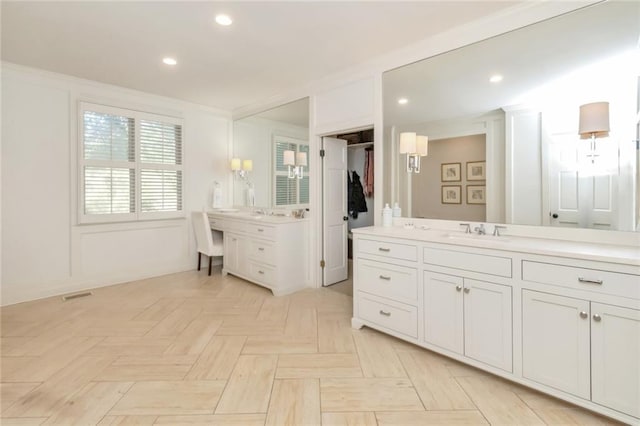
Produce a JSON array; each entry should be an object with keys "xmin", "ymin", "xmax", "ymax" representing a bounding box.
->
[
  {"xmin": 1, "ymin": 64, "xmax": 231, "ymax": 306},
  {"xmin": 233, "ymin": 116, "xmax": 308, "ymax": 208}
]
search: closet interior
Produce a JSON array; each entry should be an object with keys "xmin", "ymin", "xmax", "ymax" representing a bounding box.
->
[{"xmin": 336, "ymin": 128, "xmax": 374, "ymax": 260}]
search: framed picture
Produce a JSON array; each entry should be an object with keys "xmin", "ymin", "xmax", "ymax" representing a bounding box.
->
[
  {"xmin": 466, "ymin": 161, "xmax": 486, "ymax": 181},
  {"xmin": 442, "ymin": 185, "xmax": 462, "ymax": 204},
  {"xmin": 467, "ymin": 185, "xmax": 486, "ymax": 204},
  {"xmin": 441, "ymin": 163, "xmax": 461, "ymax": 182}
]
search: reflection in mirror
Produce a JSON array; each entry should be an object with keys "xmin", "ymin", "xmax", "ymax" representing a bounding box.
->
[
  {"xmin": 383, "ymin": 1, "xmax": 639, "ymax": 231},
  {"xmin": 233, "ymin": 98, "xmax": 309, "ymax": 209}
]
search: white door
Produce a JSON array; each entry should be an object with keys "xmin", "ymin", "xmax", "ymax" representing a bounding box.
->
[
  {"xmin": 322, "ymin": 137, "xmax": 348, "ymax": 286},
  {"xmin": 522, "ymin": 290, "xmax": 591, "ymax": 399},
  {"xmin": 591, "ymin": 302, "xmax": 640, "ymax": 418},
  {"xmin": 423, "ymin": 271, "xmax": 464, "ymax": 354},
  {"xmin": 463, "ymin": 279, "xmax": 512, "ymax": 372},
  {"xmin": 547, "ymin": 133, "xmax": 617, "ymax": 229}
]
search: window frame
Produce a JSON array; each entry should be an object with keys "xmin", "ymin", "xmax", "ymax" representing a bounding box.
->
[
  {"xmin": 78, "ymin": 102, "xmax": 185, "ymax": 224},
  {"xmin": 272, "ymin": 135, "xmax": 309, "ymax": 209}
]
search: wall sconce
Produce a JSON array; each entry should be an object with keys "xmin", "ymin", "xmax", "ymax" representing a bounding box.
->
[
  {"xmin": 578, "ymin": 101, "xmax": 610, "ymax": 163},
  {"xmin": 231, "ymin": 157, "xmax": 252, "ymax": 180},
  {"xmin": 399, "ymin": 132, "xmax": 429, "ymax": 173},
  {"xmin": 283, "ymin": 150, "xmax": 307, "ymax": 179}
]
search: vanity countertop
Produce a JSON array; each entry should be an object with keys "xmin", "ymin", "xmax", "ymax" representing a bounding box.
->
[
  {"xmin": 352, "ymin": 226, "xmax": 640, "ymax": 268},
  {"xmin": 208, "ymin": 209, "xmax": 308, "ymax": 225}
]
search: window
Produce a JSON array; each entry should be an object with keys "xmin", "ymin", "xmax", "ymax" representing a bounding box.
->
[
  {"xmin": 273, "ymin": 135, "xmax": 309, "ymax": 207},
  {"xmin": 79, "ymin": 102, "xmax": 183, "ymax": 223}
]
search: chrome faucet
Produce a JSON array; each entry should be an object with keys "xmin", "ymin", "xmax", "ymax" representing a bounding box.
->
[
  {"xmin": 474, "ymin": 224, "xmax": 486, "ymax": 235},
  {"xmin": 493, "ymin": 225, "xmax": 507, "ymax": 237}
]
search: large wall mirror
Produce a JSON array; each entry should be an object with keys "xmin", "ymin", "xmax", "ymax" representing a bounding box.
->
[
  {"xmin": 383, "ymin": 1, "xmax": 639, "ymax": 232},
  {"xmin": 233, "ymin": 97, "xmax": 310, "ymax": 209}
]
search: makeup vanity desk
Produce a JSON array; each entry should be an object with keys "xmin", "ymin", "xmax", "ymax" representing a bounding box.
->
[
  {"xmin": 208, "ymin": 210, "xmax": 308, "ymax": 296},
  {"xmin": 352, "ymin": 225, "xmax": 640, "ymax": 424}
]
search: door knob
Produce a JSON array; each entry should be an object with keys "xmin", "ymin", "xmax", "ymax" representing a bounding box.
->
[
  {"xmin": 463, "ymin": 288, "xmax": 470, "ymax": 294},
  {"xmin": 455, "ymin": 285, "xmax": 462, "ymax": 292},
  {"xmin": 343, "ymin": 216, "xmax": 348, "ymax": 221},
  {"xmin": 593, "ymin": 314, "xmax": 602, "ymax": 322},
  {"xmin": 551, "ymin": 213, "xmax": 559, "ymax": 219},
  {"xmin": 579, "ymin": 311, "xmax": 588, "ymax": 319}
]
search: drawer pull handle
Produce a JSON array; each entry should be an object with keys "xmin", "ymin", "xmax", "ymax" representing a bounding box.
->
[
  {"xmin": 593, "ymin": 314, "xmax": 602, "ymax": 322},
  {"xmin": 379, "ymin": 310, "xmax": 391, "ymax": 317},
  {"xmin": 378, "ymin": 247, "xmax": 391, "ymax": 252},
  {"xmin": 579, "ymin": 311, "xmax": 588, "ymax": 319},
  {"xmin": 379, "ymin": 275, "xmax": 391, "ymax": 281},
  {"xmin": 578, "ymin": 277, "xmax": 603, "ymax": 285},
  {"xmin": 258, "ymin": 247, "xmax": 264, "ymax": 251},
  {"xmin": 455, "ymin": 285, "xmax": 462, "ymax": 292},
  {"xmin": 258, "ymin": 270, "xmax": 264, "ymax": 275}
]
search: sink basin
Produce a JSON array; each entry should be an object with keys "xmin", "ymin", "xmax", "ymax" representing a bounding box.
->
[{"xmin": 443, "ymin": 233, "xmax": 510, "ymax": 243}]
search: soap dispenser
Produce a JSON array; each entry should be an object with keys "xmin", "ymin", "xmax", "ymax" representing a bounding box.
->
[
  {"xmin": 392, "ymin": 202, "xmax": 402, "ymax": 218},
  {"xmin": 382, "ymin": 203, "xmax": 393, "ymax": 227}
]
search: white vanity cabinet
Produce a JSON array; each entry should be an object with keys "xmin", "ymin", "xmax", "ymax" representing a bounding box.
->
[
  {"xmin": 209, "ymin": 213, "xmax": 308, "ymax": 296},
  {"xmin": 351, "ymin": 226, "xmax": 640, "ymax": 424},
  {"xmin": 521, "ymin": 257, "xmax": 640, "ymax": 420},
  {"xmin": 423, "ymin": 272, "xmax": 512, "ymax": 372},
  {"xmin": 354, "ymin": 236, "xmax": 419, "ymax": 339}
]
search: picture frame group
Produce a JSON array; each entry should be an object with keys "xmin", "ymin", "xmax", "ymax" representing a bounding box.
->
[{"xmin": 440, "ymin": 161, "xmax": 486, "ymax": 205}]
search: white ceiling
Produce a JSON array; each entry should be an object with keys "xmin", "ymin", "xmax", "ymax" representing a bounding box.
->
[
  {"xmin": 384, "ymin": 1, "xmax": 640, "ymax": 127},
  {"xmin": 1, "ymin": 1, "xmax": 520, "ymax": 112}
]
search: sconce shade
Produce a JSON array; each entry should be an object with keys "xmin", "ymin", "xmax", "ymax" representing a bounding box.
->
[
  {"xmin": 399, "ymin": 132, "xmax": 416, "ymax": 154},
  {"xmin": 416, "ymin": 135, "xmax": 429, "ymax": 156},
  {"xmin": 579, "ymin": 102, "xmax": 610, "ymax": 137},
  {"xmin": 242, "ymin": 159, "xmax": 253, "ymax": 171},
  {"xmin": 231, "ymin": 157, "xmax": 241, "ymax": 171},
  {"xmin": 296, "ymin": 152, "xmax": 307, "ymax": 167},
  {"xmin": 283, "ymin": 150, "xmax": 295, "ymax": 166}
]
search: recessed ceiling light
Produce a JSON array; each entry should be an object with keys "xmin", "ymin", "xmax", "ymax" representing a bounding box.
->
[
  {"xmin": 215, "ymin": 14, "xmax": 233, "ymax": 26},
  {"xmin": 398, "ymin": 98, "xmax": 409, "ymax": 105},
  {"xmin": 489, "ymin": 74, "xmax": 503, "ymax": 83},
  {"xmin": 162, "ymin": 57, "xmax": 177, "ymax": 66}
]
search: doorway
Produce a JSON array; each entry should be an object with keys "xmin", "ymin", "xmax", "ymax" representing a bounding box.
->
[{"xmin": 321, "ymin": 128, "xmax": 374, "ymax": 294}]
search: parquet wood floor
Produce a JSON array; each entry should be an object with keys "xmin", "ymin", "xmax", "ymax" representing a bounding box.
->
[{"xmin": 0, "ymin": 269, "xmax": 621, "ymax": 425}]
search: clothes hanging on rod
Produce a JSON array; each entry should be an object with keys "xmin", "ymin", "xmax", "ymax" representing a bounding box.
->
[
  {"xmin": 363, "ymin": 148, "xmax": 374, "ymax": 197},
  {"xmin": 348, "ymin": 170, "xmax": 367, "ymax": 219}
]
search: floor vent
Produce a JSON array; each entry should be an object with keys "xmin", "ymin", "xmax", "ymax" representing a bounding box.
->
[{"xmin": 62, "ymin": 291, "xmax": 93, "ymax": 301}]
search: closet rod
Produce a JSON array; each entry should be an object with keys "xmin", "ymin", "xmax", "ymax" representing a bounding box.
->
[{"xmin": 347, "ymin": 142, "xmax": 374, "ymax": 149}]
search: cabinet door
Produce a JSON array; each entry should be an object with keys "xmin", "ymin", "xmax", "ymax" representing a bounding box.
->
[
  {"xmin": 522, "ymin": 290, "xmax": 590, "ymax": 399},
  {"xmin": 423, "ymin": 271, "xmax": 463, "ymax": 354},
  {"xmin": 223, "ymin": 233, "xmax": 243, "ymax": 273},
  {"xmin": 463, "ymin": 279, "xmax": 512, "ymax": 372},
  {"xmin": 591, "ymin": 302, "xmax": 640, "ymax": 418}
]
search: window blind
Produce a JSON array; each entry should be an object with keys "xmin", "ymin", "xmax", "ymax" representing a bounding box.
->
[
  {"xmin": 79, "ymin": 103, "xmax": 184, "ymax": 223},
  {"xmin": 273, "ymin": 137, "xmax": 309, "ymax": 207},
  {"xmin": 139, "ymin": 119, "xmax": 183, "ymax": 214}
]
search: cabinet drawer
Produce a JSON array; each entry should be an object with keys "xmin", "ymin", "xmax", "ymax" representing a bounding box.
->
[
  {"xmin": 522, "ymin": 261, "xmax": 640, "ymax": 299},
  {"xmin": 358, "ymin": 238, "xmax": 417, "ymax": 262},
  {"xmin": 208, "ymin": 216, "xmax": 226, "ymax": 231},
  {"xmin": 248, "ymin": 262, "xmax": 276, "ymax": 287},
  {"xmin": 423, "ymin": 247, "xmax": 512, "ymax": 278},
  {"xmin": 247, "ymin": 223, "xmax": 276, "ymax": 239},
  {"xmin": 358, "ymin": 293, "xmax": 418, "ymax": 338},
  {"xmin": 248, "ymin": 239, "xmax": 276, "ymax": 265},
  {"xmin": 225, "ymin": 220, "xmax": 246, "ymax": 233},
  {"xmin": 357, "ymin": 259, "xmax": 417, "ymax": 303}
]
